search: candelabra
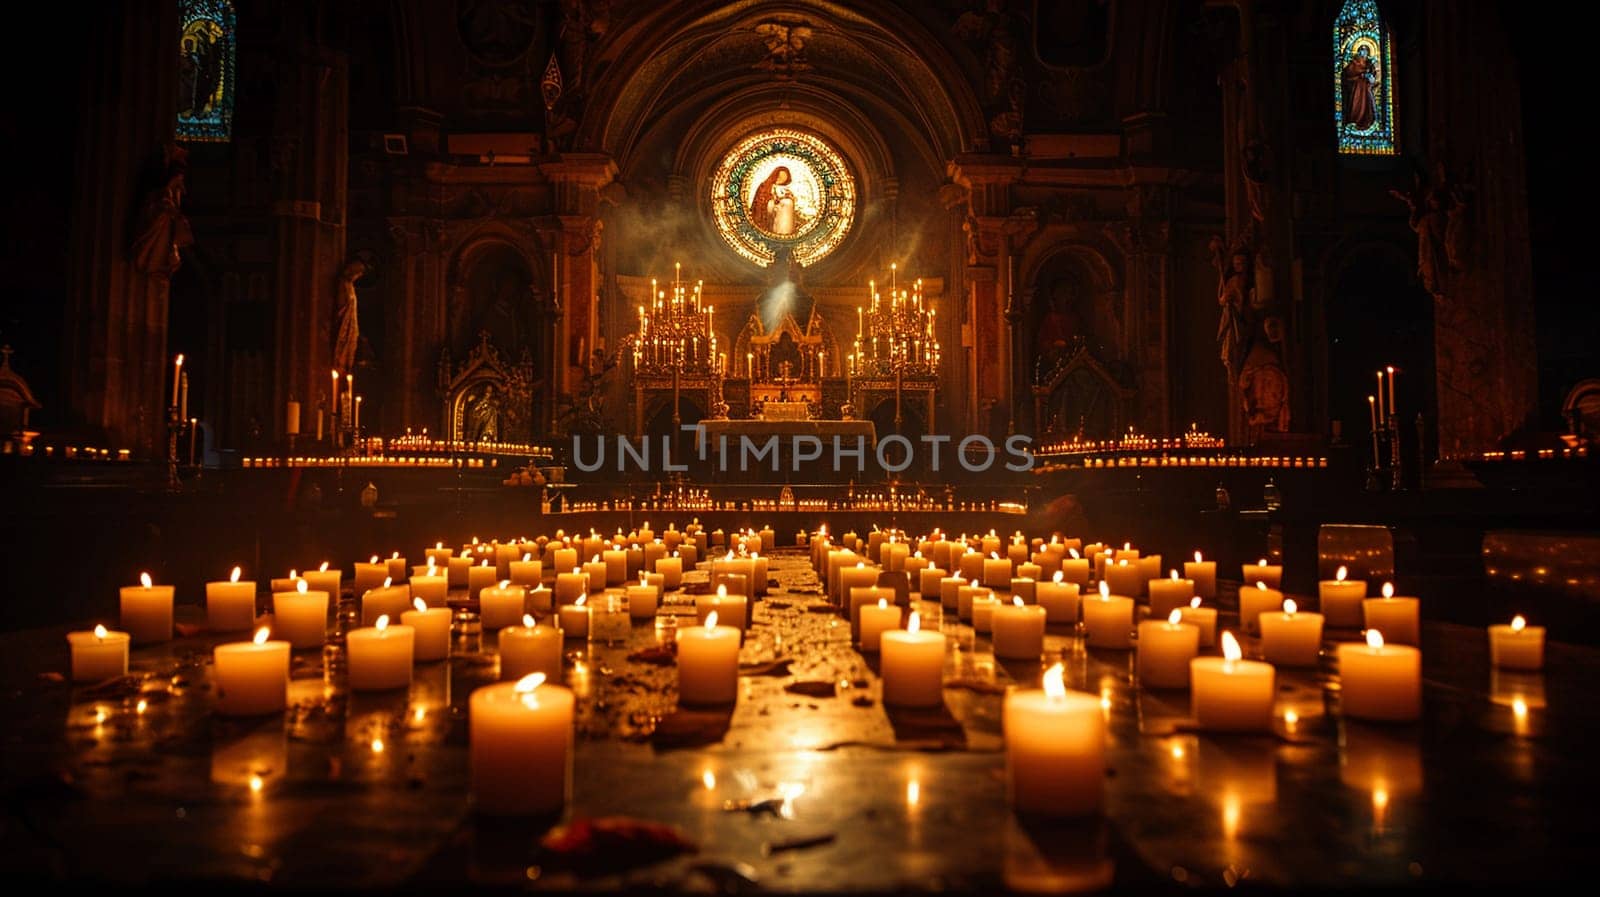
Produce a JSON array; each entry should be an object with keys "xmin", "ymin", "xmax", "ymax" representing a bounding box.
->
[
  {"xmin": 1366, "ymin": 365, "xmax": 1404, "ymax": 491},
  {"xmin": 630, "ymin": 263, "xmax": 720, "ymax": 377},
  {"xmin": 847, "ymin": 265, "xmax": 941, "ymax": 429}
]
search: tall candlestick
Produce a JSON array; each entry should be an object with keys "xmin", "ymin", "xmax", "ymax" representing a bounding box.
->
[
  {"xmin": 172, "ymin": 354, "xmax": 184, "ymax": 406},
  {"xmin": 1386, "ymin": 365, "xmax": 1396, "ymax": 416},
  {"xmin": 1376, "ymin": 370, "xmax": 1386, "ymax": 419}
]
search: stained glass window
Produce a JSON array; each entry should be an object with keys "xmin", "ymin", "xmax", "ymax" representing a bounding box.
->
[
  {"xmin": 1333, "ymin": 0, "xmax": 1396, "ymax": 156},
  {"xmin": 177, "ymin": 0, "xmax": 236, "ymax": 142}
]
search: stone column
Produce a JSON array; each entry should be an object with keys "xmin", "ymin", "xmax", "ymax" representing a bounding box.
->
[
  {"xmin": 948, "ymin": 155, "xmax": 1024, "ymax": 438},
  {"xmin": 63, "ymin": 0, "xmax": 179, "ymax": 457},
  {"xmin": 540, "ymin": 153, "xmax": 617, "ymax": 421}
]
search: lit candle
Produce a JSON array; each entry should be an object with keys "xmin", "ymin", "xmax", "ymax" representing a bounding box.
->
[
  {"xmin": 1004, "ymin": 663, "xmax": 1104, "ymax": 817},
  {"xmin": 678, "ymin": 611, "xmax": 740, "ymax": 705},
  {"xmin": 120, "ymin": 572, "xmax": 174, "ymax": 644},
  {"xmin": 849, "ymin": 585, "xmax": 896, "ymax": 642},
  {"xmin": 1184, "ymin": 551, "xmax": 1217, "ymax": 599},
  {"xmin": 272, "ymin": 579, "xmax": 328, "ymax": 648},
  {"xmin": 983, "ymin": 552, "xmax": 1012, "ymax": 589},
  {"xmin": 1104, "ymin": 559, "xmax": 1144, "ymax": 599},
  {"xmin": 939, "ymin": 575, "xmax": 965, "ymax": 611},
  {"xmin": 446, "ymin": 555, "xmax": 471, "ymax": 588},
  {"xmin": 527, "ymin": 585, "xmax": 554, "ymax": 614},
  {"xmin": 840, "ymin": 562, "xmax": 879, "ymax": 607},
  {"xmin": 559, "ymin": 594, "xmax": 591, "ymax": 639},
  {"xmin": 386, "ymin": 552, "xmax": 408, "ymax": 582},
  {"xmin": 1190, "ymin": 632, "xmax": 1276, "ymax": 732},
  {"xmin": 881, "ymin": 612, "xmax": 946, "ymax": 707},
  {"xmin": 214, "ymin": 626, "xmax": 290, "ymax": 716},
  {"xmin": 361, "ymin": 577, "xmax": 412, "ymax": 627},
  {"xmin": 1036, "ymin": 571, "xmax": 1081, "ymax": 624},
  {"xmin": 1009, "ymin": 576, "xmax": 1037, "ymax": 605},
  {"xmin": 470, "ymin": 673, "xmax": 575, "ymax": 816},
  {"xmin": 972, "ymin": 593, "xmax": 1002, "ymax": 633},
  {"xmin": 67, "ymin": 624, "xmax": 129, "ymax": 681},
  {"xmin": 1059, "ymin": 549, "xmax": 1091, "ymax": 587},
  {"xmin": 1179, "ymin": 597, "xmax": 1218, "ymax": 648},
  {"xmin": 1386, "ymin": 365, "xmax": 1396, "ymax": 415},
  {"xmin": 1083, "ymin": 582, "xmax": 1134, "ymax": 649},
  {"xmin": 958, "ymin": 550, "xmax": 984, "ymax": 583},
  {"xmin": 1242, "ymin": 558, "xmax": 1282, "ymax": 590},
  {"xmin": 582, "ymin": 556, "xmax": 609, "ymax": 594},
  {"xmin": 206, "ymin": 565, "xmax": 257, "ymax": 632},
  {"xmin": 403, "ymin": 597, "xmax": 452, "ymax": 662},
  {"xmin": 1318, "ymin": 565, "xmax": 1367, "ymax": 628},
  {"xmin": 860, "ymin": 598, "xmax": 903, "ymax": 653},
  {"xmin": 410, "ymin": 564, "xmax": 448, "ymax": 607},
  {"xmin": 468, "ymin": 558, "xmax": 499, "ymax": 602},
  {"xmin": 1240, "ymin": 582, "xmax": 1284, "ymax": 636},
  {"xmin": 347, "ymin": 615, "xmax": 415, "ymax": 691},
  {"xmin": 1376, "ymin": 369, "xmax": 1386, "ymax": 419},
  {"xmin": 1007, "ymin": 537, "xmax": 1030, "ymax": 567},
  {"xmin": 172, "ymin": 353, "xmax": 184, "ymax": 406},
  {"xmin": 918, "ymin": 566, "xmax": 948, "ymax": 599},
  {"xmin": 303, "ymin": 562, "xmax": 341, "ymax": 601},
  {"xmin": 1489, "ymin": 615, "xmax": 1545, "ymax": 670},
  {"xmin": 352, "ymin": 555, "xmax": 389, "ymax": 597},
  {"xmin": 1148, "ymin": 569, "xmax": 1196, "ymax": 620},
  {"xmin": 696, "ymin": 585, "xmax": 749, "ymax": 632},
  {"xmin": 1338, "ymin": 630, "xmax": 1420, "ymax": 721},
  {"xmin": 1258, "ymin": 599, "xmax": 1324, "ymax": 667},
  {"xmin": 657, "ymin": 553, "xmax": 684, "ymax": 590},
  {"xmin": 551, "ymin": 546, "xmax": 578, "ymax": 574},
  {"xmin": 992, "ymin": 596, "xmax": 1047, "ymax": 660},
  {"xmin": 1137, "ymin": 610, "xmax": 1201, "ymax": 689},
  {"xmin": 958, "ymin": 580, "xmax": 991, "ymax": 622},
  {"xmin": 906, "ymin": 551, "xmax": 932, "ymax": 584},
  {"xmin": 1363, "ymin": 583, "xmax": 1420, "ymax": 646},
  {"xmin": 480, "ymin": 581, "xmax": 527, "ymax": 630},
  {"xmin": 555, "ymin": 569, "xmax": 587, "ymax": 605},
  {"xmin": 627, "ymin": 578, "xmax": 658, "ymax": 619},
  {"xmin": 500, "ymin": 615, "xmax": 562, "ymax": 681},
  {"xmin": 424, "ymin": 543, "xmax": 453, "ymax": 567},
  {"xmin": 602, "ymin": 548, "xmax": 628, "ymax": 587},
  {"xmin": 883, "ymin": 540, "xmax": 911, "ymax": 573}
]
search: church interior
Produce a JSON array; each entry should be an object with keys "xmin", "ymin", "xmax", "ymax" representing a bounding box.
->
[{"xmin": 0, "ymin": 0, "xmax": 1595, "ymax": 890}]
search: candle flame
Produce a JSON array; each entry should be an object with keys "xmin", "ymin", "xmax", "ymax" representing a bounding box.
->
[
  {"xmin": 705, "ymin": 610, "xmax": 719, "ymax": 629},
  {"xmin": 375, "ymin": 615, "xmax": 390, "ymax": 631},
  {"xmin": 1337, "ymin": 565, "xmax": 1348, "ymax": 582},
  {"xmin": 1382, "ymin": 582, "xmax": 1395, "ymax": 599},
  {"xmin": 1284, "ymin": 599, "xmax": 1298, "ymax": 616},
  {"xmin": 1099, "ymin": 581, "xmax": 1110, "ymax": 599},
  {"xmin": 913, "ymin": 550, "xmax": 923, "ymax": 559},
  {"xmin": 480, "ymin": 558, "xmax": 489, "ymax": 567},
  {"xmin": 383, "ymin": 576, "xmax": 393, "ymax": 588},
  {"xmin": 1511, "ymin": 615, "xmax": 1526, "ymax": 632},
  {"xmin": 413, "ymin": 597, "xmax": 427, "ymax": 613},
  {"xmin": 908, "ymin": 611, "xmax": 921, "ymax": 633},
  {"xmin": 230, "ymin": 566, "xmax": 242, "ymax": 583},
  {"xmin": 1194, "ymin": 550, "xmax": 1203, "ymax": 563},
  {"xmin": 1013, "ymin": 595, "xmax": 1024, "ymax": 607},
  {"xmin": 370, "ymin": 555, "xmax": 380, "ymax": 564},
  {"xmin": 1168, "ymin": 609, "xmax": 1183, "ymax": 625},
  {"xmin": 990, "ymin": 551, "xmax": 999, "ymax": 560},
  {"xmin": 575, "ymin": 594, "xmax": 587, "ymax": 606},
  {"xmin": 523, "ymin": 553, "xmax": 532, "ymax": 562},
  {"xmin": 290, "ymin": 569, "xmax": 299, "ymax": 579},
  {"xmin": 1170, "ymin": 569, "xmax": 1180, "ymax": 581},
  {"xmin": 140, "ymin": 572, "xmax": 153, "ymax": 589},
  {"xmin": 392, "ymin": 551, "xmax": 399, "ymax": 560},
  {"xmin": 1053, "ymin": 570, "xmax": 1064, "ymax": 583},
  {"xmin": 1256, "ymin": 581, "xmax": 1268, "ymax": 591},
  {"xmin": 717, "ymin": 584, "xmax": 728, "ymax": 598},
  {"xmin": 1258, "ymin": 558, "xmax": 1267, "ymax": 567},
  {"xmin": 427, "ymin": 562, "xmax": 437, "ymax": 576},
  {"xmin": 1124, "ymin": 542, "xmax": 1132, "ymax": 551},
  {"xmin": 1070, "ymin": 548, "xmax": 1081, "ymax": 559},
  {"xmin": 1043, "ymin": 663, "xmax": 1066, "ymax": 700},
  {"xmin": 94, "ymin": 624, "xmax": 107, "ymax": 640},
  {"xmin": 1366, "ymin": 629, "xmax": 1385, "ymax": 650},
  {"xmin": 1221, "ymin": 631, "xmax": 1242, "ymax": 662},
  {"xmin": 435, "ymin": 541, "xmax": 443, "ymax": 550},
  {"xmin": 523, "ymin": 613, "xmax": 535, "ymax": 628},
  {"xmin": 969, "ymin": 579, "xmax": 979, "ymax": 589},
  {"xmin": 514, "ymin": 672, "xmax": 546, "ymax": 694},
  {"xmin": 319, "ymin": 561, "xmax": 329, "ymax": 572},
  {"xmin": 1191, "ymin": 597, "xmax": 1202, "ymax": 608},
  {"xmin": 253, "ymin": 627, "xmax": 270, "ymax": 645},
  {"xmin": 878, "ymin": 598, "xmax": 888, "ymax": 609},
  {"xmin": 500, "ymin": 580, "xmax": 510, "ymax": 589},
  {"xmin": 297, "ymin": 579, "xmax": 308, "ymax": 594}
]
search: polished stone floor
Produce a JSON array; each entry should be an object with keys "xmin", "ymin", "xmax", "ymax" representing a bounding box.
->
[{"xmin": 0, "ymin": 549, "xmax": 1589, "ymax": 891}]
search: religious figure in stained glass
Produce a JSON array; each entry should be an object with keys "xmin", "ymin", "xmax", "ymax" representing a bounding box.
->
[
  {"xmin": 1333, "ymin": 0, "xmax": 1395, "ymax": 156},
  {"xmin": 177, "ymin": 0, "xmax": 236, "ymax": 142},
  {"xmin": 710, "ymin": 129, "xmax": 855, "ymax": 267}
]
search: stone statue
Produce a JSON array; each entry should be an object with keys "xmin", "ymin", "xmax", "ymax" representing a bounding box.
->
[
  {"xmin": 1242, "ymin": 139, "xmax": 1270, "ymax": 223},
  {"xmin": 132, "ymin": 157, "xmax": 194, "ymax": 277},
  {"xmin": 1238, "ymin": 316, "xmax": 1290, "ymax": 440},
  {"xmin": 467, "ymin": 384, "xmax": 500, "ymax": 443},
  {"xmin": 333, "ymin": 260, "xmax": 366, "ymax": 374},
  {"xmin": 1209, "ymin": 232, "xmax": 1254, "ymax": 382},
  {"xmin": 1389, "ymin": 166, "xmax": 1457, "ymax": 299}
]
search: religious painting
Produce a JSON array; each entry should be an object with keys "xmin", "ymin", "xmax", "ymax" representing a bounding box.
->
[
  {"xmin": 1333, "ymin": 0, "xmax": 1396, "ymax": 156},
  {"xmin": 710, "ymin": 129, "xmax": 856, "ymax": 267},
  {"xmin": 177, "ymin": 0, "xmax": 236, "ymax": 142}
]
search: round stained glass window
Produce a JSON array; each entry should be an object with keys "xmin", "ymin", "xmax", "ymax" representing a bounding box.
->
[{"xmin": 710, "ymin": 129, "xmax": 856, "ymax": 267}]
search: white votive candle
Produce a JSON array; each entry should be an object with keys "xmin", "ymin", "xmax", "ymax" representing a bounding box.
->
[
  {"xmin": 1258, "ymin": 599, "xmax": 1324, "ymax": 667},
  {"xmin": 1103, "ymin": 561, "xmax": 1144, "ymax": 599},
  {"xmin": 471, "ymin": 674, "xmax": 575, "ymax": 816},
  {"xmin": 1059, "ymin": 553, "xmax": 1091, "ymax": 587},
  {"xmin": 214, "ymin": 627, "xmax": 290, "ymax": 716},
  {"xmin": 1190, "ymin": 632, "xmax": 1275, "ymax": 731},
  {"xmin": 696, "ymin": 588, "xmax": 749, "ymax": 632},
  {"xmin": 627, "ymin": 582, "xmax": 658, "ymax": 619},
  {"xmin": 1147, "ymin": 571, "xmax": 1195, "ymax": 620},
  {"xmin": 1338, "ymin": 630, "xmax": 1421, "ymax": 721},
  {"xmin": 1242, "ymin": 558, "xmax": 1282, "ymax": 590},
  {"xmin": 480, "ymin": 582, "xmax": 527, "ymax": 631},
  {"xmin": 940, "ymin": 575, "xmax": 965, "ymax": 611},
  {"xmin": 1010, "ymin": 576, "xmax": 1037, "ymax": 605},
  {"xmin": 500, "ymin": 615, "xmax": 562, "ymax": 681},
  {"xmin": 352, "ymin": 558, "xmax": 389, "ymax": 597},
  {"xmin": 1137, "ymin": 611, "xmax": 1200, "ymax": 689},
  {"xmin": 840, "ymin": 563, "xmax": 879, "ymax": 606},
  {"xmin": 386, "ymin": 553, "xmax": 407, "ymax": 582},
  {"xmin": 1363, "ymin": 584, "xmax": 1420, "ymax": 646},
  {"xmin": 509, "ymin": 557, "xmax": 543, "ymax": 588},
  {"xmin": 1083, "ymin": 584, "xmax": 1134, "ymax": 649},
  {"xmin": 850, "ymin": 586, "xmax": 896, "ymax": 641},
  {"xmin": 424, "ymin": 544, "xmax": 453, "ymax": 567},
  {"xmin": 410, "ymin": 569, "xmax": 448, "ymax": 607},
  {"xmin": 468, "ymin": 561, "xmax": 499, "ymax": 601},
  {"xmin": 1178, "ymin": 598, "xmax": 1218, "ymax": 648},
  {"xmin": 1318, "ymin": 566, "xmax": 1367, "ymax": 628},
  {"xmin": 1489, "ymin": 615, "xmax": 1544, "ymax": 670},
  {"xmin": 602, "ymin": 548, "xmax": 627, "ymax": 586},
  {"xmin": 559, "ymin": 597, "xmax": 590, "ymax": 639},
  {"xmin": 303, "ymin": 565, "xmax": 341, "ymax": 600},
  {"xmin": 206, "ymin": 566, "xmax": 257, "ymax": 632},
  {"xmin": 958, "ymin": 550, "xmax": 984, "ymax": 583},
  {"xmin": 1240, "ymin": 582, "xmax": 1284, "ymax": 636},
  {"xmin": 1036, "ymin": 573, "xmax": 1081, "ymax": 624},
  {"xmin": 120, "ymin": 573, "xmax": 174, "ymax": 645},
  {"xmin": 859, "ymin": 598, "xmax": 902, "ymax": 653},
  {"xmin": 447, "ymin": 556, "xmax": 471, "ymax": 588},
  {"xmin": 347, "ymin": 615, "xmax": 415, "ymax": 691},
  {"xmin": 68, "ymin": 625, "xmax": 129, "ymax": 681},
  {"xmin": 554, "ymin": 570, "xmax": 587, "ymax": 605},
  {"xmin": 273, "ymin": 580, "xmax": 328, "ymax": 649},
  {"xmin": 992, "ymin": 598, "xmax": 1047, "ymax": 660},
  {"xmin": 657, "ymin": 555, "xmax": 684, "ymax": 590},
  {"xmin": 919, "ymin": 566, "xmax": 948, "ymax": 599},
  {"xmin": 678, "ymin": 611, "xmax": 741, "ymax": 705},
  {"xmin": 972, "ymin": 594, "xmax": 1002, "ymax": 633},
  {"xmin": 1005, "ymin": 664, "xmax": 1104, "ymax": 817},
  {"xmin": 881, "ymin": 612, "xmax": 946, "ymax": 707},
  {"xmin": 984, "ymin": 554, "xmax": 1013, "ymax": 589},
  {"xmin": 403, "ymin": 598, "xmax": 452, "ymax": 662},
  {"xmin": 552, "ymin": 547, "xmax": 578, "ymax": 574},
  {"xmin": 361, "ymin": 581, "xmax": 413, "ymax": 626},
  {"xmin": 1184, "ymin": 552, "xmax": 1217, "ymax": 599}
]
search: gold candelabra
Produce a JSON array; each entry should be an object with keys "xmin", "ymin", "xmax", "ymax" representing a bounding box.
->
[{"xmin": 630, "ymin": 263, "xmax": 720, "ymax": 377}]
